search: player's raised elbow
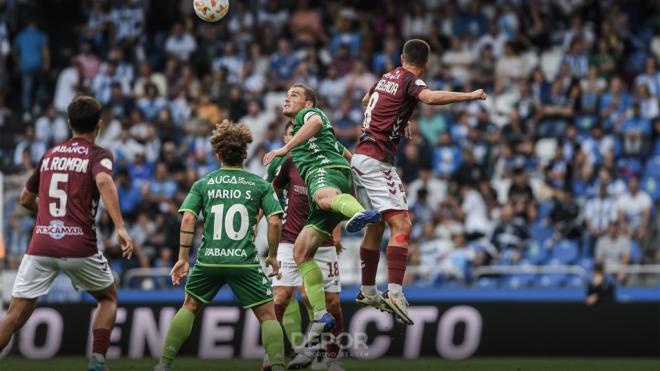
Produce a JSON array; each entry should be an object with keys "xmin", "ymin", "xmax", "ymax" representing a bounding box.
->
[{"xmin": 417, "ymin": 89, "xmax": 436, "ymax": 105}]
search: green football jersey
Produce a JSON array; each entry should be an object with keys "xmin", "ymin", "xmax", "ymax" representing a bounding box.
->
[
  {"xmin": 291, "ymin": 107, "xmax": 350, "ymax": 183},
  {"xmin": 179, "ymin": 167, "xmax": 283, "ymax": 267}
]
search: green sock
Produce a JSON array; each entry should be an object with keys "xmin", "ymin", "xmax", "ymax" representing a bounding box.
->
[
  {"xmin": 283, "ymin": 299, "xmax": 305, "ymax": 350},
  {"xmin": 330, "ymin": 193, "xmax": 365, "ymax": 218},
  {"xmin": 160, "ymin": 307, "xmax": 195, "ymax": 364},
  {"xmin": 298, "ymin": 260, "xmax": 327, "ymax": 316},
  {"xmin": 262, "ymin": 319, "xmax": 285, "ymax": 369}
]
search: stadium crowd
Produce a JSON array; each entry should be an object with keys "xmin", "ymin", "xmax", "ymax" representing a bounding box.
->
[{"xmin": 2, "ymin": 0, "xmax": 660, "ymax": 288}]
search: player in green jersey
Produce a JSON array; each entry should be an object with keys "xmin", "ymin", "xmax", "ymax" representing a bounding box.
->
[
  {"xmin": 263, "ymin": 83, "xmax": 380, "ymax": 347},
  {"xmin": 155, "ymin": 121, "xmax": 286, "ymax": 371}
]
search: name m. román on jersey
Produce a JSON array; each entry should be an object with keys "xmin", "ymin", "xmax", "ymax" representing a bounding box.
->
[{"xmin": 25, "ymin": 137, "xmax": 114, "ymax": 258}]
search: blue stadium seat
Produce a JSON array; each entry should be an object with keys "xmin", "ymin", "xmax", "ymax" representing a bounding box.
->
[
  {"xmin": 475, "ymin": 277, "xmax": 500, "ymax": 288},
  {"xmin": 617, "ymin": 157, "xmax": 642, "ymax": 177},
  {"xmin": 531, "ymin": 222, "xmax": 554, "ymax": 244},
  {"xmin": 502, "ymin": 274, "xmax": 535, "ymax": 289},
  {"xmin": 644, "ymin": 155, "xmax": 660, "ymax": 177},
  {"xmin": 578, "ymin": 257, "xmax": 594, "ymax": 276},
  {"xmin": 565, "ymin": 275, "xmax": 586, "ymax": 288},
  {"xmin": 536, "ymin": 201, "xmax": 554, "ymax": 222},
  {"xmin": 536, "ymin": 273, "xmax": 567, "ymax": 288},
  {"xmin": 525, "ymin": 239, "xmax": 548, "ymax": 265},
  {"xmin": 641, "ymin": 176, "xmax": 660, "ymax": 201},
  {"xmin": 629, "ymin": 240, "xmax": 642, "ymax": 264},
  {"xmin": 551, "ymin": 239, "xmax": 579, "ymax": 264}
]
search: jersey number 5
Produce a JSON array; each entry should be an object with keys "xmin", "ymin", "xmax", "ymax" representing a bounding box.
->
[
  {"xmin": 49, "ymin": 173, "xmax": 69, "ymax": 217},
  {"xmin": 211, "ymin": 204, "xmax": 249, "ymax": 241},
  {"xmin": 362, "ymin": 92, "xmax": 379, "ymax": 129}
]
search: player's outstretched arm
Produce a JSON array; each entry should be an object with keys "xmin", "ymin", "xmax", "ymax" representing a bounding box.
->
[
  {"xmin": 19, "ymin": 189, "xmax": 38, "ymax": 214},
  {"xmin": 263, "ymin": 115, "xmax": 323, "ymax": 165},
  {"xmin": 264, "ymin": 214, "xmax": 282, "ymax": 277},
  {"xmin": 172, "ymin": 211, "xmax": 196, "ymax": 285},
  {"xmin": 418, "ymin": 89, "xmax": 487, "ymax": 105},
  {"xmin": 96, "ymin": 172, "xmax": 134, "ymax": 259}
]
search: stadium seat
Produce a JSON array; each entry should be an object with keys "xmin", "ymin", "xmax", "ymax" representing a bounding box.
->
[
  {"xmin": 617, "ymin": 157, "xmax": 642, "ymax": 178},
  {"xmin": 536, "ymin": 201, "xmax": 554, "ymax": 222},
  {"xmin": 525, "ymin": 239, "xmax": 548, "ymax": 265},
  {"xmin": 565, "ymin": 275, "xmax": 586, "ymax": 288},
  {"xmin": 503, "ymin": 274, "xmax": 535, "ymax": 289},
  {"xmin": 475, "ymin": 277, "xmax": 500, "ymax": 288},
  {"xmin": 644, "ymin": 155, "xmax": 660, "ymax": 177},
  {"xmin": 531, "ymin": 221, "xmax": 554, "ymax": 243},
  {"xmin": 629, "ymin": 240, "xmax": 642, "ymax": 264},
  {"xmin": 641, "ymin": 176, "xmax": 660, "ymax": 201},
  {"xmin": 551, "ymin": 239, "xmax": 579, "ymax": 264},
  {"xmin": 578, "ymin": 257, "xmax": 594, "ymax": 276},
  {"xmin": 536, "ymin": 273, "xmax": 567, "ymax": 288}
]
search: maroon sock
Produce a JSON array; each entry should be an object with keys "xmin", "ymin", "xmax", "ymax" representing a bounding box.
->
[
  {"xmin": 360, "ymin": 247, "xmax": 380, "ymax": 286},
  {"xmin": 274, "ymin": 303, "xmax": 285, "ymax": 323},
  {"xmin": 326, "ymin": 308, "xmax": 343, "ymax": 358},
  {"xmin": 92, "ymin": 328, "xmax": 111, "ymax": 357},
  {"xmin": 386, "ymin": 246, "xmax": 408, "ymax": 285}
]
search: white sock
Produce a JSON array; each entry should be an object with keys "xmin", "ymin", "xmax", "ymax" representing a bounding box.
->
[
  {"xmin": 361, "ymin": 285, "xmax": 377, "ymax": 297},
  {"xmin": 91, "ymin": 353, "xmax": 106, "ymax": 362},
  {"xmin": 388, "ymin": 283, "xmax": 403, "ymax": 296},
  {"xmin": 313, "ymin": 309, "xmax": 328, "ymax": 321}
]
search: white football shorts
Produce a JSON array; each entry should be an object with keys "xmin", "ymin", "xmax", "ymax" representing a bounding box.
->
[
  {"xmin": 351, "ymin": 153, "xmax": 408, "ymax": 212},
  {"xmin": 272, "ymin": 243, "xmax": 341, "ymax": 293},
  {"xmin": 12, "ymin": 254, "xmax": 115, "ymax": 299}
]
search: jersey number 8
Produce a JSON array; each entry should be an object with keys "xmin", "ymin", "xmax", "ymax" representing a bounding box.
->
[{"xmin": 362, "ymin": 92, "xmax": 380, "ymax": 129}]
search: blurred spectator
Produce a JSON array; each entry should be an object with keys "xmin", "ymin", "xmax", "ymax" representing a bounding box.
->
[
  {"xmin": 617, "ymin": 176, "xmax": 652, "ymax": 241},
  {"xmin": 508, "ymin": 167, "xmax": 536, "ymax": 221},
  {"xmin": 318, "ymin": 65, "xmax": 347, "ymax": 109},
  {"xmin": 595, "ymin": 223, "xmax": 631, "ymax": 268},
  {"xmin": 13, "ymin": 126, "xmax": 46, "ymax": 169},
  {"xmin": 109, "ymin": 0, "xmax": 144, "ymax": 45},
  {"xmin": 34, "ymin": 105, "xmax": 68, "ymax": 145},
  {"xmin": 116, "ymin": 169, "xmax": 141, "ymax": 218},
  {"xmin": 584, "ymin": 184, "xmax": 618, "ymax": 253},
  {"xmin": 634, "ymin": 57, "xmax": 660, "ymax": 97},
  {"xmin": 213, "ymin": 41, "xmax": 243, "ymax": 84},
  {"xmin": 75, "ymin": 41, "xmax": 101, "ymax": 81},
  {"xmin": 14, "ymin": 20, "xmax": 49, "ymax": 119},
  {"xmin": 619, "ymin": 103, "xmax": 651, "ymax": 156},
  {"xmin": 165, "ymin": 22, "xmax": 197, "ymax": 62},
  {"xmin": 433, "ymin": 132, "xmax": 462, "ymax": 179},
  {"xmin": 549, "ymin": 187, "xmax": 580, "ymax": 240},
  {"xmin": 289, "ymin": 0, "xmax": 326, "ymax": 46},
  {"xmin": 241, "ymin": 99, "xmax": 272, "ymax": 158},
  {"xmin": 270, "ymin": 38, "xmax": 298, "ymax": 89},
  {"xmin": 53, "ymin": 58, "xmax": 82, "ymax": 113},
  {"xmin": 636, "ymin": 84, "xmax": 659, "ymax": 120},
  {"xmin": 133, "ymin": 62, "xmax": 167, "ymax": 99},
  {"xmin": 586, "ymin": 262, "xmax": 615, "ymax": 305},
  {"xmin": 491, "ymin": 203, "xmax": 529, "ymax": 259},
  {"xmin": 137, "ymin": 83, "xmax": 167, "ymax": 122}
]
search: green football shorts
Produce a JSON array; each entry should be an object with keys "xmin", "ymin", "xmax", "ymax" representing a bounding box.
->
[
  {"xmin": 305, "ymin": 167, "xmax": 353, "ymax": 236},
  {"xmin": 185, "ymin": 264, "xmax": 273, "ymax": 308}
]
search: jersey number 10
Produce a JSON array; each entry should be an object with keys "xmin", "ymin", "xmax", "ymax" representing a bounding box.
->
[{"xmin": 211, "ymin": 204, "xmax": 249, "ymax": 241}]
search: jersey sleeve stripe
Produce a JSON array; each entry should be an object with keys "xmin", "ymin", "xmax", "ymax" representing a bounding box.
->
[
  {"xmin": 178, "ymin": 208, "xmax": 199, "ymax": 218},
  {"xmin": 266, "ymin": 210, "xmax": 284, "ymax": 218}
]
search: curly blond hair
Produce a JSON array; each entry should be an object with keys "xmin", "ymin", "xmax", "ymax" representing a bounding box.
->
[{"xmin": 210, "ymin": 119, "xmax": 253, "ymax": 166}]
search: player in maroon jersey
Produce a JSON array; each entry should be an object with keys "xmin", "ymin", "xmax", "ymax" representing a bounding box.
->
[
  {"xmin": 352, "ymin": 39, "xmax": 486, "ymax": 324},
  {"xmin": 265, "ymin": 121, "xmax": 345, "ymax": 370},
  {"xmin": 0, "ymin": 96, "xmax": 133, "ymax": 371}
]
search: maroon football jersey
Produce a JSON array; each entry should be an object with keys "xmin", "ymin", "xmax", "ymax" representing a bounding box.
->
[
  {"xmin": 355, "ymin": 66, "xmax": 428, "ymax": 164},
  {"xmin": 25, "ymin": 137, "xmax": 114, "ymax": 258},
  {"xmin": 272, "ymin": 156, "xmax": 334, "ymax": 246}
]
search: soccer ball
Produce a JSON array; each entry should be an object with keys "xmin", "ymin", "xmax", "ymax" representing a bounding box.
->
[{"xmin": 193, "ymin": 0, "xmax": 229, "ymax": 22}]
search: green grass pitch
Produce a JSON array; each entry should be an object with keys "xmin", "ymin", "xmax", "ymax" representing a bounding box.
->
[{"xmin": 1, "ymin": 357, "xmax": 659, "ymax": 371}]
